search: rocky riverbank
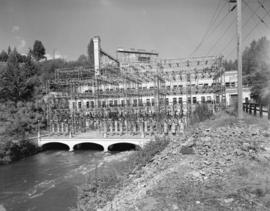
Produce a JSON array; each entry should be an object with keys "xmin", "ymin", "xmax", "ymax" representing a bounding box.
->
[{"xmin": 79, "ymin": 112, "xmax": 270, "ymax": 211}]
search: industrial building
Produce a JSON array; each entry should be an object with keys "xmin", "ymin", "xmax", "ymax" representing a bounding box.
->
[{"xmin": 46, "ymin": 36, "xmax": 250, "ymax": 136}]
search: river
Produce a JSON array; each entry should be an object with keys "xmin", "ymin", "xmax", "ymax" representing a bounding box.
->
[{"xmin": 0, "ymin": 150, "xmax": 105, "ymax": 211}]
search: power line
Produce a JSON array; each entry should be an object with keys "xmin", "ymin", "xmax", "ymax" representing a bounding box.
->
[
  {"xmin": 257, "ymin": 0, "xmax": 270, "ymax": 20},
  {"xmin": 243, "ymin": 0, "xmax": 270, "ymax": 30},
  {"xmin": 206, "ymin": 16, "xmax": 235, "ymax": 55},
  {"xmin": 220, "ymin": 1, "xmax": 264, "ymax": 57},
  {"xmin": 207, "ymin": 3, "xmax": 250, "ymax": 56},
  {"xmin": 224, "ymin": 12, "xmax": 269, "ymax": 58},
  {"xmin": 189, "ymin": 0, "xmax": 225, "ymax": 57},
  {"xmin": 205, "ymin": 2, "xmax": 250, "ymax": 56}
]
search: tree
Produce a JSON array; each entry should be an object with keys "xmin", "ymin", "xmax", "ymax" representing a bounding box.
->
[
  {"xmin": 0, "ymin": 50, "xmax": 8, "ymax": 62},
  {"xmin": 242, "ymin": 37, "xmax": 270, "ymax": 104},
  {"xmin": 77, "ymin": 54, "xmax": 88, "ymax": 64},
  {"xmin": 32, "ymin": 40, "xmax": 46, "ymax": 61},
  {"xmin": 0, "ymin": 49, "xmax": 43, "ymax": 138},
  {"xmin": 0, "ymin": 49, "xmax": 40, "ymax": 104},
  {"xmin": 7, "ymin": 46, "xmax": 11, "ymax": 55}
]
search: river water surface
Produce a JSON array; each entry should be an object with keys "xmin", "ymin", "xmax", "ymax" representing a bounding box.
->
[{"xmin": 0, "ymin": 150, "xmax": 105, "ymax": 211}]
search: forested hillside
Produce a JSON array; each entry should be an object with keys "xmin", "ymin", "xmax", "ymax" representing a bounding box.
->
[{"xmin": 0, "ymin": 41, "xmax": 89, "ymax": 163}]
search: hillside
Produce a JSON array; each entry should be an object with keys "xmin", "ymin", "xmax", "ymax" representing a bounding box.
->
[{"xmin": 98, "ymin": 112, "xmax": 270, "ymax": 211}]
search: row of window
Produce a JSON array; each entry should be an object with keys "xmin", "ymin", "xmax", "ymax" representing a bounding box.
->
[
  {"xmin": 225, "ymin": 82, "xmax": 236, "ymax": 87},
  {"xmin": 84, "ymin": 84, "xmax": 216, "ymax": 94},
  {"xmin": 73, "ymin": 96, "xmax": 214, "ymax": 109}
]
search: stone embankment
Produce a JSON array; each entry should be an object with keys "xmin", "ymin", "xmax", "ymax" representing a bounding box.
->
[{"xmin": 100, "ymin": 113, "xmax": 270, "ymax": 210}]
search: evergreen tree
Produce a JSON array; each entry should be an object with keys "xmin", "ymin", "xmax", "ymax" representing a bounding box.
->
[
  {"xmin": 0, "ymin": 50, "xmax": 8, "ymax": 62},
  {"xmin": 32, "ymin": 40, "xmax": 46, "ymax": 61},
  {"xmin": 242, "ymin": 37, "xmax": 270, "ymax": 104},
  {"xmin": 7, "ymin": 46, "xmax": 11, "ymax": 55},
  {"xmin": 0, "ymin": 49, "xmax": 40, "ymax": 104}
]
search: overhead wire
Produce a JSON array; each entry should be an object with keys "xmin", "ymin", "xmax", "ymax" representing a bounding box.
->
[
  {"xmin": 189, "ymin": 0, "xmax": 228, "ymax": 57},
  {"xmin": 243, "ymin": 0, "xmax": 270, "ymax": 30},
  {"xmin": 220, "ymin": 1, "xmax": 264, "ymax": 58},
  {"xmin": 207, "ymin": 2, "xmax": 256, "ymax": 56},
  {"xmin": 257, "ymin": 0, "xmax": 270, "ymax": 19},
  {"xmin": 206, "ymin": 15, "xmax": 235, "ymax": 55},
  {"xmin": 224, "ymin": 11, "xmax": 269, "ymax": 58}
]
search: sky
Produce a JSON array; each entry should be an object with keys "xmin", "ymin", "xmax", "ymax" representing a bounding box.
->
[{"xmin": 0, "ymin": 0, "xmax": 270, "ymax": 61}]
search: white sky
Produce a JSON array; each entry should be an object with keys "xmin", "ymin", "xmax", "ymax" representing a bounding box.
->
[{"xmin": 0, "ymin": 0, "xmax": 270, "ymax": 60}]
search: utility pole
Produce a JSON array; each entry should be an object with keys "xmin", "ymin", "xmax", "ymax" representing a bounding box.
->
[
  {"xmin": 237, "ymin": 0, "xmax": 243, "ymax": 119},
  {"xmin": 229, "ymin": 0, "xmax": 243, "ymax": 119}
]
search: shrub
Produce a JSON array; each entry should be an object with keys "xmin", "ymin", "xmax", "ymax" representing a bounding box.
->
[
  {"xmin": 191, "ymin": 103, "xmax": 212, "ymax": 123},
  {"xmin": 0, "ymin": 139, "xmax": 39, "ymax": 164},
  {"xmin": 77, "ymin": 137, "xmax": 170, "ymax": 210}
]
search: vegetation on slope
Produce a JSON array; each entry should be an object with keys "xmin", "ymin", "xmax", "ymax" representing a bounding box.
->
[
  {"xmin": 96, "ymin": 112, "xmax": 270, "ymax": 211},
  {"xmin": 0, "ymin": 41, "xmax": 90, "ymax": 163},
  {"xmin": 77, "ymin": 137, "xmax": 170, "ymax": 211}
]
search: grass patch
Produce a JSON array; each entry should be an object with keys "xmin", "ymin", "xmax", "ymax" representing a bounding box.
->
[{"xmin": 77, "ymin": 137, "xmax": 170, "ymax": 211}]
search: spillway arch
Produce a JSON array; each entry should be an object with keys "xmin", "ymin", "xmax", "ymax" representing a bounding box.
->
[
  {"xmin": 73, "ymin": 142, "xmax": 104, "ymax": 151},
  {"xmin": 107, "ymin": 142, "xmax": 141, "ymax": 152},
  {"xmin": 41, "ymin": 142, "xmax": 70, "ymax": 151},
  {"xmin": 39, "ymin": 139, "xmax": 146, "ymax": 152}
]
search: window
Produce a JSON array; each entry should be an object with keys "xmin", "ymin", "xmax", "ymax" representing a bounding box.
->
[
  {"xmin": 193, "ymin": 97, "xmax": 197, "ymax": 104},
  {"xmin": 165, "ymin": 98, "xmax": 169, "ymax": 105},
  {"xmin": 121, "ymin": 100, "xmax": 125, "ymax": 107},
  {"xmin": 127, "ymin": 100, "xmax": 130, "ymax": 106},
  {"xmin": 133, "ymin": 99, "xmax": 137, "ymax": 106},
  {"xmin": 86, "ymin": 101, "xmax": 90, "ymax": 108},
  {"xmin": 216, "ymin": 96, "xmax": 220, "ymax": 103},
  {"xmin": 173, "ymin": 98, "xmax": 177, "ymax": 105},
  {"xmin": 187, "ymin": 74, "xmax": 191, "ymax": 82},
  {"xmin": 201, "ymin": 96, "xmax": 206, "ymax": 103},
  {"xmin": 109, "ymin": 100, "xmax": 113, "ymax": 107},
  {"xmin": 139, "ymin": 99, "xmax": 143, "ymax": 106},
  {"xmin": 91, "ymin": 101, "xmax": 94, "ymax": 108},
  {"xmin": 167, "ymin": 86, "xmax": 171, "ymax": 90},
  {"xmin": 207, "ymin": 96, "xmax": 211, "ymax": 102},
  {"xmin": 151, "ymin": 98, "xmax": 155, "ymax": 106},
  {"xmin": 102, "ymin": 101, "xmax": 106, "ymax": 107},
  {"xmin": 231, "ymin": 82, "xmax": 236, "ymax": 87},
  {"xmin": 78, "ymin": 102, "xmax": 81, "ymax": 109},
  {"xmin": 138, "ymin": 56, "xmax": 150, "ymax": 62},
  {"xmin": 146, "ymin": 99, "xmax": 151, "ymax": 106},
  {"xmin": 178, "ymin": 97, "xmax": 182, "ymax": 104},
  {"xmin": 188, "ymin": 97, "xmax": 191, "ymax": 103},
  {"xmin": 225, "ymin": 82, "xmax": 230, "ymax": 87},
  {"xmin": 114, "ymin": 100, "xmax": 117, "ymax": 106}
]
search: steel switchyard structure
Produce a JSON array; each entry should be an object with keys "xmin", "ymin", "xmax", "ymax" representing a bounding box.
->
[{"xmin": 44, "ymin": 36, "xmax": 230, "ymax": 139}]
